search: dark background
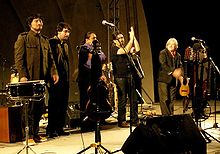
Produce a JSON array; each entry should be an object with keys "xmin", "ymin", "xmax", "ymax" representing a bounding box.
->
[
  {"xmin": 0, "ymin": 0, "xmax": 219, "ymax": 102},
  {"xmin": 142, "ymin": 0, "xmax": 220, "ymax": 100}
]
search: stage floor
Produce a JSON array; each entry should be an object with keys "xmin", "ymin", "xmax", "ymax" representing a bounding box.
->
[{"xmin": 0, "ymin": 99, "xmax": 220, "ymax": 154}]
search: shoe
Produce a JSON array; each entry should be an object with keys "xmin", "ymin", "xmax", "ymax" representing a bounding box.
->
[
  {"xmin": 81, "ymin": 127, "xmax": 95, "ymax": 132},
  {"xmin": 23, "ymin": 138, "xmax": 36, "ymax": 146},
  {"xmin": 57, "ymin": 130, "xmax": 70, "ymax": 136},
  {"xmin": 131, "ymin": 120, "xmax": 140, "ymax": 127},
  {"xmin": 47, "ymin": 132, "xmax": 58, "ymax": 138},
  {"xmin": 118, "ymin": 121, "xmax": 130, "ymax": 128},
  {"xmin": 132, "ymin": 122, "xmax": 139, "ymax": 127},
  {"xmin": 33, "ymin": 135, "xmax": 47, "ymax": 143}
]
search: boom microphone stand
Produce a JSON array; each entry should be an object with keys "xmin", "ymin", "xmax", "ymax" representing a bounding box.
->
[
  {"xmin": 77, "ymin": 84, "xmax": 112, "ymax": 154},
  {"xmin": 192, "ymin": 42, "xmax": 220, "ymax": 143},
  {"xmin": 204, "ymin": 57, "xmax": 220, "ymax": 131}
]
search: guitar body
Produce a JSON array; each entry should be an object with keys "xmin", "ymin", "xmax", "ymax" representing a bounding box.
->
[
  {"xmin": 179, "ymin": 53, "xmax": 191, "ymax": 97},
  {"xmin": 179, "ymin": 77, "xmax": 190, "ymax": 97},
  {"xmin": 85, "ymin": 80, "xmax": 113, "ymax": 121}
]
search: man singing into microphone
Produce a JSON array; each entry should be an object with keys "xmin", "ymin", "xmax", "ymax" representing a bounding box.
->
[{"xmin": 77, "ymin": 31, "xmax": 106, "ymax": 132}]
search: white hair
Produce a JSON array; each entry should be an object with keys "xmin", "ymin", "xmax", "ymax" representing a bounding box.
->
[{"xmin": 166, "ymin": 38, "xmax": 178, "ymax": 49}]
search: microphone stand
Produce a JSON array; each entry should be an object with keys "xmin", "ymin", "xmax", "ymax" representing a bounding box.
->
[
  {"xmin": 204, "ymin": 57, "xmax": 220, "ymax": 130},
  {"xmin": 192, "ymin": 43, "xmax": 220, "ymax": 143},
  {"xmin": 132, "ymin": 54, "xmax": 155, "ymax": 107}
]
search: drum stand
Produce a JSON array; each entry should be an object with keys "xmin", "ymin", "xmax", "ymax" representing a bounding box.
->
[{"xmin": 17, "ymin": 98, "xmax": 36, "ymax": 154}]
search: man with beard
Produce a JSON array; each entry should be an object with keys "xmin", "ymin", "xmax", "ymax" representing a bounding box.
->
[
  {"xmin": 14, "ymin": 13, "xmax": 59, "ymax": 144},
  {"xmin": 46, "ymin": 22, "xmax": 72, "ymax": 138}
]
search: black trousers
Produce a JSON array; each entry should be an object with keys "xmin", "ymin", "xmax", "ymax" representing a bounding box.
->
[
  {"xmin": 158, "ymin": 82, "xmax": 176, "ymax": 115},
  {"xmin": 22, "ymin": 99, "xmax": 45, "ymax": 139},
  {"xmin": 47, "ymin": 80, "xmax": 69, "ymax": 133},
  {"xmin": 115, "ymin": 76, "xmax": 138, "ymax": 124}
]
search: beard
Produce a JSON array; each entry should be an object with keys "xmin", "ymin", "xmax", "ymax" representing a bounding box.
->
[{"xmin": 32, "ymin": 25, "xmax": 43, "ymax": 33}]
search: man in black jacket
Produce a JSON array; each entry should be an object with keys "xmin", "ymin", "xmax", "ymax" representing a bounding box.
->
[{"xmin": 47, "ymin": 22, "xmax": 71, "ymax": 137}]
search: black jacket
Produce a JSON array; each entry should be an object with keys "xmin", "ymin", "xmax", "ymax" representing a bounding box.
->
[{"xmin": 157, "ymin": 48, "xmax": 183, "ymax": 84}]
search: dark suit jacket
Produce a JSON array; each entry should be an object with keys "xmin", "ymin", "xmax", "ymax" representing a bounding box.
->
[
  {"xmin": 49, "ymin": 36, "xmax": 69, "ymax": 83},
  {"xmin": 14, "ymin": 30, "xmax": 58, "ymax": 82},
  {"xmin": 157, "ymin": 48, "xmax": 183, "ymax": 84}
]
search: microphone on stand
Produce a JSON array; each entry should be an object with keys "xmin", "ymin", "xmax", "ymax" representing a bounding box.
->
[
  {"xmin": 191, "ymin": 37, "xmax": 205, "ymax": 43},
  {"xmin": 102, "ymin": 20, "xmax": 115, "ymax": 27}
]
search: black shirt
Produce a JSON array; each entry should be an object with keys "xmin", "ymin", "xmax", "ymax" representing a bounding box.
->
[{"xmin": 111, "ymin": 46, "xmax": 132, "ymax": 78}]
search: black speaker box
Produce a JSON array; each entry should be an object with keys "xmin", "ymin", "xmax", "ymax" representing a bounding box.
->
[{"xmin": 121, "ymin": 114, "xmax": 206, "ymax": 154}]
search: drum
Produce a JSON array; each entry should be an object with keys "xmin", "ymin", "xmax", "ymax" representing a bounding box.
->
[{"xmin": 6, "ymin": 80, "xmax": 46, "ymax": 100}]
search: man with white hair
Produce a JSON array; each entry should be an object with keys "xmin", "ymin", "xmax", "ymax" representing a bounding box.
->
[{"xmin": 157, "ymin": 38, "xmax": 183, "ymax": 115}]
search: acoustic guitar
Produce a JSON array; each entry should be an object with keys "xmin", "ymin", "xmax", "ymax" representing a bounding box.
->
[
  {"xmin": 179, "ymin": 77, "xmax": 190, "ymax": 96},
  {"xmin": 179, "ymin": 59, "xmax": 190, "ymax": 97}
]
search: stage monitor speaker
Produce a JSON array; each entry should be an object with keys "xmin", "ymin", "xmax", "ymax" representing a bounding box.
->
[
  {"xmin": 121, "ymin": 114, "xmax": 206, "ymax": 154},
  {"xmin": 0, "ymin": 106, "xmax": 22, "ymax": 143}
]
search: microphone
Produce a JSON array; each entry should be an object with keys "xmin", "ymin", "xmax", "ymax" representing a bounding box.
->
[
  {"xmin": 102, "ymin": 20, "xmax": 115, "ymax": 27},
  {"xmin": 82, "ymin": 116, "xmax": 89, "ymax": 122},
  {"xmin": 191, "ymin": 37, "xmax": 205, "ymax": 43}
]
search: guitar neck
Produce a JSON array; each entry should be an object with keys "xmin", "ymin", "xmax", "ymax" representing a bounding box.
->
[{"xmin": 183, "ymin": 60, "xmax": 188, "ymax": 78}]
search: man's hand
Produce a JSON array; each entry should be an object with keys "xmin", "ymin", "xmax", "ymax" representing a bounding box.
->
[
  {"xmin": 129, "ymin": 26, "xmax": 134, "ymax": 40},
  {"xmin": 53, "ymin": 74, "xmax": 59, "ymax": 84},
  {"xmin": 100, "ymin": 75, "xmax": 107, "ymax": 82},
  {"xmin": 20, "ymin": 77, "xmax": 28, "ymax": 82},
  {"xmin": 172, "ymin": 68, "xmax": 182, "ymax": 79}
]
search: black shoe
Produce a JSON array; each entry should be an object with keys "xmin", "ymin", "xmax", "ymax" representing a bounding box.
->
[
  {"xmin": 33, "ymin": 135, "xmax": 47, "ymax": 143},
  {"xmin": 81, "ymin": 127, "xmax": 95, "ymax": 132},
  {"xmin": 118, "ymin": 121, "xmax": 130, "ymax": 128},
  {"xmin": 47, "ymin": 132, "xmax": 58, "ymax": 138},
  {"xmin": 46, "ymin": 130, "xmax": 58, "ymax": 138},
  {"xmin": 131, "ymin": 120, "xmax": 140, "ymax": 127},
  {"xmin": 131, "ymin": 122, "xmax": 139, "ymax": 127},
  {"xmin": 57, "ymin": 130, "xmax": 70, "ymax": 136}
]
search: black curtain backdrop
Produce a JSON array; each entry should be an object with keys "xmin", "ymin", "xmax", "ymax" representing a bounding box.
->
[{"xmin": 142, "ymin": 0, "xmax": 220, "ymax": 101}]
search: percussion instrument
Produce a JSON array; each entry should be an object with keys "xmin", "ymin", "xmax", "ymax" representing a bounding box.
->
[{"xmin": 5, "ymin": 80, "xmax": 46, "ymax": 100}]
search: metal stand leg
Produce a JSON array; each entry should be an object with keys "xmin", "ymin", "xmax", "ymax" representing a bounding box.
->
[
  {"xmin": 17, "ymin": 100, "xmax": 36, "ymax": 154},
  {"xmin": 77, "ymin": 80, "xmax": 113, "ymax": 154},
  {"xmin": 77, "ymin": 119, "xmax": 112, "ymax": 154}
]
